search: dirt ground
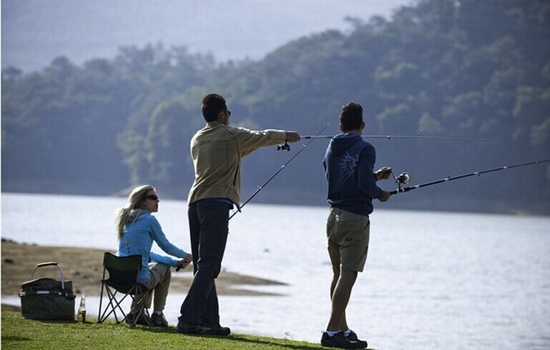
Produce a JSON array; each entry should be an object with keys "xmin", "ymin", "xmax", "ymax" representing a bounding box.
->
[{"xmin": 1, "ymin": 239, "xmax": 286, "ymax": 298}]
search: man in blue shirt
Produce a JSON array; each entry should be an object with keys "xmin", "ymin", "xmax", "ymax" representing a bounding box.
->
[{"xmin": 321, "ymin": 102, "xmax": 392, "ymax": 349}]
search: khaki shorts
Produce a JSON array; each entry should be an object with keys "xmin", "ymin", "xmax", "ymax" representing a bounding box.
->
[{"xmin": 327, "ymin": 207, "xmax": 370, "ymax": 273}]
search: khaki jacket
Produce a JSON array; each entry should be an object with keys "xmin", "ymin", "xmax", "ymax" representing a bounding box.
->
[{"xmin": 188, "ymin": 121, "xmax": 287, "ymax": 208}]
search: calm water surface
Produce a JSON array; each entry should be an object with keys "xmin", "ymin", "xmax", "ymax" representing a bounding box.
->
[{"xmin": 2, "ymin": 193, "xmax": 549, "ymax": 349}]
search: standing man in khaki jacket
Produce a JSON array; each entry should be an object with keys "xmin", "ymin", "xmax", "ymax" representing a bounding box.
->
[{"xmin": 177, "ymin": 93, "xmax": 300, "ymax": 336}]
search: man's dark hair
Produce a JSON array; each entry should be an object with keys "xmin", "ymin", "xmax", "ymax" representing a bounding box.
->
[
  {"xmin": 339, "ymin": 102, "xmax": 363, "ymax": 132},
  {"xmin": 202, "ymin": 93, "xmax": 227, "ymax": 122}
]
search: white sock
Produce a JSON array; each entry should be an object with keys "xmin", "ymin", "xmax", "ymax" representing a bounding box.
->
[
  {"xmin": 344, "ymin": 329, "xmax": 352, "ymax": 337},
  {"xmin": 326, "ymin": 330, "xmax": 340, "ymax": 337}
]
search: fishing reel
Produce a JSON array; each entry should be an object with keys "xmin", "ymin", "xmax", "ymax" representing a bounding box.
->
[
  {"xmin": 393, "ymin": 172, "xmax": 410, "ymax": 191},
  {"xmin": 277, "ymin": 141, "xmax": 291, "ymax": 151}
]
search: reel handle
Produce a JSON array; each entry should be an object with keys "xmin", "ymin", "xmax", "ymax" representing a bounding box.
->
[
  {"xmin": 392, "ymin": 172, "xmax": 410, "ymax": 193},
  {"xmin": 395, "ymin": 172, "xmax": 410, "ymax": 184},
  {"xmin": 277, "ymin": 141, "xmax": 291, "ymax": 151}
]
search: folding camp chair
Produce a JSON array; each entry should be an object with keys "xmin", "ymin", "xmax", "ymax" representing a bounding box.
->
[{"xmin": 97, "ymin": 252, "xmax": 152, "ymax": 327}]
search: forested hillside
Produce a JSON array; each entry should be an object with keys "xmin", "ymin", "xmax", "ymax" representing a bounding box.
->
[{"xmin": 3, "ymin": 0, "xmax": 549, "ymax": 215}]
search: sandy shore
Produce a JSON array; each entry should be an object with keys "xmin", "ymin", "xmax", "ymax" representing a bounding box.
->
[{"xmin": 1, "ymin": 239, "xmax": 286, "ymax": 298}]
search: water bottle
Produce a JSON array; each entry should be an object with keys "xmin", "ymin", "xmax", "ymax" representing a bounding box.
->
[{"xmin": 77, "ymin": 294, "xmax": 86, "ymax": 322}]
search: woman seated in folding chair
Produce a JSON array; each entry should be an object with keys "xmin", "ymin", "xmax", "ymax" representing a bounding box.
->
[{"xmin": 115, "ymin": 185, "xmax": 192, "ymax": 327}]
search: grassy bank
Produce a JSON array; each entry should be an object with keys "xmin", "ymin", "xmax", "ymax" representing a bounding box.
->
[
  {"xmin": 2, "ymin": 241, "xmax": 338, "ymax": 349},
  {"xmin": 1, "ymin": 307, "xmax": 328, "ymax": 350}
]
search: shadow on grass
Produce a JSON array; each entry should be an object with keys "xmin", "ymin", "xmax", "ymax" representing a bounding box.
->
[
  {"xmin": 222, "ymin": 334, "xmax": 326, "ymax": 350},
  {"xmin": 1, "ymin": 335, "xmax": 33, "ymax": 342},
  {"xmin": 140, "ymin": 326, "xmax": 327, "ymax": 349}
]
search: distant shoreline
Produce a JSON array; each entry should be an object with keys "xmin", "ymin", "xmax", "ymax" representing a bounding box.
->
[{"xmin": 1, "ymin": 239, "xmax": 287, "ymax": 299}]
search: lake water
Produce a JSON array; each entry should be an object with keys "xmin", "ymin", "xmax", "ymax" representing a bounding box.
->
[{"xmin": 2, "ymin": 193, "xmax": 550, "ymax": 349}]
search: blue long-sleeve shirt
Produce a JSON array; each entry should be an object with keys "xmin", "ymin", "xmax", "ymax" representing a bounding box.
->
[
  {"xmin": 117, "ymin": 211, "xmax": 189, "ymax": 283},
  {"xmin": 323, "ymin": 133, "xmax": 384, "ymax": 216}
]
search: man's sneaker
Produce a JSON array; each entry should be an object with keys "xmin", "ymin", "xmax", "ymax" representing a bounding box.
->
[
  {"xmin": 345, "ymin": 330, "xmax": 368, "ymax": 348},
  {"xmin": 177, "ymin": 321, "xmax": 230, "ymax": 336},
  {"xmin": 177, "ymin": 321, "xmax": 210, "ymax": 335},
  {"xmin": 321, "ymin": 331, "xmax": 366, "ymax": 349},
  {"xmin": 202, "ymin": 323, "xmax": 231, "ymax": 336},
  {"xmin": 151, "ymin": 312, "xmax": 168, "ymax": 327}
]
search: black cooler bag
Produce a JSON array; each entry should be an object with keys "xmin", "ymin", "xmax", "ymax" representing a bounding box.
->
[{"xmin": 19, "ymin": 262, "xmax": 76, "ymax": 321}]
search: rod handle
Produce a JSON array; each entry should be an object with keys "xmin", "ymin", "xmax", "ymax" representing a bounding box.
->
[{"xmin": 389, "ymin": 187, "xmax": 413, "ymax": 195}]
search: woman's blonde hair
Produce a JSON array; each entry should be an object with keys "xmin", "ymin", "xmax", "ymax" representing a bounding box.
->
[{"xmin": 115, "ymin": 185, "xmax": 154, "ymax": 239}]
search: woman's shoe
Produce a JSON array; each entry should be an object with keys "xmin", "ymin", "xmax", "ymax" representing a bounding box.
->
[{"xmin": 151, "ymin": 312, "xmax": 168, "ymax": 327}]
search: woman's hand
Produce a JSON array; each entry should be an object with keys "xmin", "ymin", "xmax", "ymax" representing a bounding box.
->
[{"xmin": 176, "ymin": 253, "xmax": 193, "ymax": 271}]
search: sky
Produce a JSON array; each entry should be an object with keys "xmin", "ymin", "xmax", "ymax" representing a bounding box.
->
[{"xmin": 2, "ymin": 1, "xmax": 410, "ymax": 73}]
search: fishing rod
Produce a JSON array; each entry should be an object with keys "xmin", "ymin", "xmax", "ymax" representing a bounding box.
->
[
  {"xmin": 389, "ymin": 159, "xmax": 550, "ymax": 195},
  {"xmin": 229, "ymin": 124, "xmax": 329, "ymax": 220},
  {"xmin": 301, "ymin": 134, "xmax": 485, "ymax": 141}
]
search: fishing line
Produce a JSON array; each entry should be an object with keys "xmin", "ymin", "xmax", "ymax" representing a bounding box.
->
[
  {"xmin": 389, "ymin": 159, "xmax": 550, "ymax": 195},
  {"xmin": 229, "ymin": 124, "xmax": 330, "ymax": 220},
  {"xmin": 302, "ymin": 134, "xmax": 485, "ymax": 141}
]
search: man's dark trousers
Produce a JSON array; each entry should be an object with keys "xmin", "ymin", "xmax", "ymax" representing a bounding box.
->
[{"xmin": 179, "ymin": 200, "xmax": 230, "ymax": 325}]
